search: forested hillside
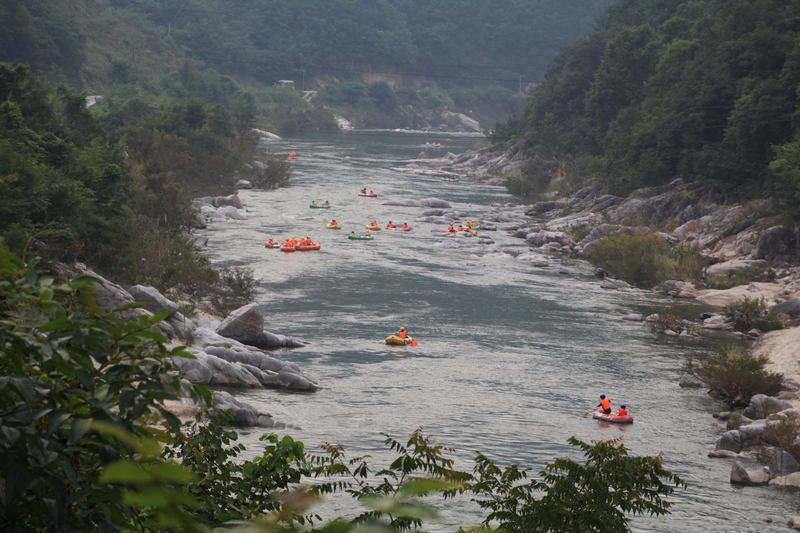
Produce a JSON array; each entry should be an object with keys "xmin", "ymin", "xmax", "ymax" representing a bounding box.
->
[
  {"xmin": 499, "ymin": 0, "xmax": 800, "ymax": 217},
  {"xmin": 1, "ymin": 0, "xmax": 610, "ymax": 91}
]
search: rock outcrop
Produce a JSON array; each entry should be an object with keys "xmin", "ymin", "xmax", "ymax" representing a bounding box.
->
[{"xmin": 50, "ymin": 262, "xmax": 316, "ymax": 427}]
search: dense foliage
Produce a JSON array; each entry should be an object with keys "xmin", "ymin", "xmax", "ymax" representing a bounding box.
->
[
  {"xmin": 0, "ymin": 62, "xmax": 271, "ymax": 296},
  {"xmin": 0, "ymin": 242, "xmax": 207, "ymax": 531},
  {"xmin": 498, "ymin": 0, "xmax": 800, "ymax": 215},
  {"xmin": 0, "ymin": 0, "xmax": 610, "ymax": 90},
  {"xmin": 0, "ymin": 0, "xmax": 614, "ymax": 130}
]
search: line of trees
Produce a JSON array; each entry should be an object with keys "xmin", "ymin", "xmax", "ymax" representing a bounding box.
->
[{"xmin": 498, "ymin": 0, "xmax": 800, "ymax": 217}]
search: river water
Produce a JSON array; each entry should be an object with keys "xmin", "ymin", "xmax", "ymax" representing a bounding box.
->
[{"xmin": 199, "ymin": 130, "xmax": 799, "ymax": 532}]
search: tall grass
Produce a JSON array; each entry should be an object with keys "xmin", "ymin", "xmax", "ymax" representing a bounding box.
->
[{"xmin": 587, "ymin": 230, "xmax": 709, "ymax": 288}]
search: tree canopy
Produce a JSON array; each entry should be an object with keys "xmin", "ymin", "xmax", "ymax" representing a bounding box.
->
[{"xmin": 498, "ymin": 0, "xmax": 800, "ymax": 216}]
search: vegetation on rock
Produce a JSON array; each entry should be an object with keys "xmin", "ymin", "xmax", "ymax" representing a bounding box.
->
[
  {"xmin": 688, "ymin": 344, "xmax": 784, "ymax": 407},
  {"xmin": 587, "ymin": 230, "xmax": 709, "ymax": 288}
]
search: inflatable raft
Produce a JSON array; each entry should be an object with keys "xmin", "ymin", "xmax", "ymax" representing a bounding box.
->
[
  {"xmin": 348, "ymin": 234, "xmax": 374, "ymax": 240},
  {"xmin": 442, "ymin": 177, "xmax": 459, "ymax": 182},
  {"xmin": 592, "ymin": 409, "xmax": 633, "ymax": 424},
  {"xmin": 365, "ymin": 225, "xmax": 382, "ymax": 231},
  {"xmin": 358, "ymin": 192, "xmax": 378, "ymax": 198},
  {"xmin": 325, "ymin": 224, "xmax": 342, "ymax": 229},
  {"xmin": 296, "ymin": 243, "xmax": 321, "ymax": 251},
  {"xmin": 385, "ymin": 335, "xmax": 413, "ymax": 345},
  {"xmin": 310, "ymin": 204, "xmax": 330, "ymax": 209},
  {"xmin": 280, "ymin": 244, "xmax": 296, "ymax": 252},
  {"xmin": 391, "ymin": 227, "xmax": 412, "ymax": 232},
  {"xmin": 265, "ymin": 242, "xmax": 280, "ymax": 248}
]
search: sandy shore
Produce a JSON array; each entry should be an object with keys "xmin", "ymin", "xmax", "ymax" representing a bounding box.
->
[{"xmin": 752, "ymin": 327, "xmax": 800, "ymax": 384}]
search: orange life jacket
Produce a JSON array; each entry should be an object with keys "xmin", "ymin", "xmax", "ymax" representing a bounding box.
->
[
  {"xmin": 387, "ymin": 223, "xmax": 395, "ymax": 228},
  {"xmin": 600, "ymin": 398, "xmax": 611, "ymax": 411},
  {"xmin": 402, "ymin": 224, "xmax": 408, "ymax": 229},
  {"xmin": 618, "ymin": 408, "xmax": 628, "ymax": 416},
  {"xmin": 399, "ymin": 331, "xmax": 408, "ymax": 339}
]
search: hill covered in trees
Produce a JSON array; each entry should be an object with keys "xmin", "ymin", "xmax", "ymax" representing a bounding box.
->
[
  {"xmin": 498, "ymin": 0, "xmax": 800, "ymax": 217},
  {"xmin": 1, "ymin": 0, "xmax": 610, "ymax": 91},
  {"xmin": 0, "ymin": 0, "xmax": 612, "ymax": 129}
]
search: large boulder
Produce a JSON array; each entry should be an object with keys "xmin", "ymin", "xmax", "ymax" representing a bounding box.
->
[
  {"xmin": 525, "ymin": 230, "xmax": 572, "ymax": 247},
  {"xmin": 704, "ymin": 259, "xmax": 770, "ymax": 277},
  {"xmin": 716, "ymin": 430, "xmax": 744, "ymax": 452},
  {"xmin": 730, "ymin": 461, "xmax": 770, "ymax": 485},
  {"xmin": 754, "ymin": 225, "xmax": 797, "ymax": 260},
  {"xmin": 744, "ymin": 395, "xmax": 793, "ymax": 420},
  {"xmin": 770, "ymin": 472, "xmax": 800, "ymax": 488},
  {"xmin": 216, "ymin": 304, "xmax": 264, "ymax": 344},
  {"xmin": 421, "ymin": 198, "xmax": 452, "ymax": 209},
  {"xmin": 128, "ymin": 285, "xmax": 181, "ymax": 316},
  {"xmin": 770, "ymin": 451, "xmax": 800, "ymax": 479},
  {"xmin": 771, "ymin": 297, "xmax": 800, "ymax": 316},
  {"xmin": 214, "ymin": 194, "xmax": 243, "ymax": 209},
  {"xmin": 212, "ymin": 390, "xmax": 299, "ymax": 428}
]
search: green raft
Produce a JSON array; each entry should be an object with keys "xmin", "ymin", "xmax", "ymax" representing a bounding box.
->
[
  {"xmin": 348, "ymin": 234, "xmax": 374, "ymax": 240},
  {"xmin": 310, "ymin": 204, "xmax": 331, "ymax": 208}
]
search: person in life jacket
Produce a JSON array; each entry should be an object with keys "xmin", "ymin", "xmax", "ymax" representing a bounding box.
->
[
  {"xmin": 386, "ymin": 221, "xmax": 395, "ymax": 228},
  {"xmin": 365, "ymin": 230, "xmax": 372, "ymax": 237},
  {"xmin": 361, "ymin": 188, "xmax": 367, "ymax": 194},
  {"xmin": 290, "ymin": 237, "xmax": 298, "ymax": 246},
  {"xmin": 330, "ymin": 220, "xmax": 338, "ymax": 226},
  {"xmin": 324, "ymin": 201, "xmax": 330, "ymax": 206},
  {"xmin": 598, "ymin": 394, "xmax": 611, "ymax": 414},
  {"xmin": 350, "ymin": 231, "xmax": 357, "ymax": 236},
  {"xmin": 401, "ymin": 223, "xmax": 409, "ymax": 230},
  {"xmin": 266, "ymin": 238, "xmax": 275, "ymax": 246},
  {"xmin": 304, "ymin": 237, "xmax": 312, "ymax": 245},
  {"xmin": 310, "ymin": 200, "xmax": 318, "ymax": 206},
  {"xmin": 370, "ymin": 220, "xmax": 378, "ymax": 227},
  {"xmin": 369, "ymin": 189, "xmax": 375, "ymax": 194},
  {"xmin": 398, "ymin": 327, "xmax": 409, "ymax": 339},
  {"xmin": 447, "ymin": 224, "xmax": 454, "ymax": 232},
  {"xmin": 457, "ymin": 225, "xmax": 464, "ymax": 232},
  {"xmin": 618, "ymin": 404, "xmax": 628, "ymax": 417}
]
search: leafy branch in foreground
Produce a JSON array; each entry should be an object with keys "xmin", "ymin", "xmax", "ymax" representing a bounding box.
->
[{"xmin": 470, "ymin": 436, "xmax": 687, "ymax": 533}]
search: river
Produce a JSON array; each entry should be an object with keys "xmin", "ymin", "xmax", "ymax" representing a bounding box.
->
[{"xmin": 198, "ymin": 130, "xmax": 799, "ymax": 532}]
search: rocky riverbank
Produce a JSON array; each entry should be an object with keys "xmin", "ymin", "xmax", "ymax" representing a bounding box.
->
[{"xmin": 52, "ymin": 258, "xmax": 316, "ymax": 429}]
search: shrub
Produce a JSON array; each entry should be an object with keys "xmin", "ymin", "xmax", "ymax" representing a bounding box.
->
[
  {"xmin": 722, "ymin": 295, "xmax": 785, "ymax": 332},
  {"xmin": 647, "ymin": 311, "xmax": 688, "ymax": 334},
  {"xmin": 764, "ymin": 416, "xmax": 800, "ymax": 464},
  {"xmin": 704, "ymin": 266, "xmax": 777, "ymax": 290},
  {"xmin": 249, "ymin": 150, "xmax": 292, "ymax": 189},
  {"xmin": 208, "ymin": 266, "xmax": 259, "ymax": 316},
  {"xmin": 692, "ymin": 344, "xmax": 783, "ymax": 407},
  {"xmin": 587, "ymin": 230, "xmax": 709, "ymax": 288}
]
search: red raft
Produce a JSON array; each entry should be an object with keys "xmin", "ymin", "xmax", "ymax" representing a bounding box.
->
[
  {"xmin": 592, "ymin": 409, "xmax": 633, "ymax": 424},
  {"xmin": 358, "ymin": 192, "xmax": 378, "ymax": 197},
  {"xmin": 265, "ymin": 242, "xmax": 280, "ymax": 248},
  {"xmin": 296, "ymin": 242, "xmax": 321, "ymax": 251},
  {"xmin": 280, "ymin": 244, "xmax": 296, "ymax": 252}
]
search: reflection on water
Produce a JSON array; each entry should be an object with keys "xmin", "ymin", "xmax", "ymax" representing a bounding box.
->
[{"xmin": 199, "ymin": 131, "xmax": 799, "ymax": 532}]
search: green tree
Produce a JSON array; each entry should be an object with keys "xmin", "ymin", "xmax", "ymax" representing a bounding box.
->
[
  {"xmin": 0, "ymin": 242, "xmax": 208, "ymax": 531},
  {"xmin": 471, "ymin": 437, "xmax": 687, "ymax": 533}
]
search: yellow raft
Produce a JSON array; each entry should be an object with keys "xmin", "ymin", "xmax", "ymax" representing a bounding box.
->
[
  {"xmin": 325, "ymin": 224, "xmax": 342, "ymax": 229},
  {"xmin": 385, "ymin": 335, "xmax": 412, "ymax": 345}
]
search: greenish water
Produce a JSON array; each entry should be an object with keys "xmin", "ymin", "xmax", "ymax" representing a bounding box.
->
[{"xmin": 198, "ymin": 130, "xmax": 800, "ymax": 532}]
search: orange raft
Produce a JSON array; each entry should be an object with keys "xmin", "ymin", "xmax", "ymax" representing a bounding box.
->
[
  {"xmin": 280, "ymin": 243, "xmax": 296, "ymax": 252},
  {"xmin": 295, "ymin": 242, "xmax": 321, "ymax": 251},
  {"xmin": 592, "ymin": 409, "xmax": 633, "ymax": 424}
]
